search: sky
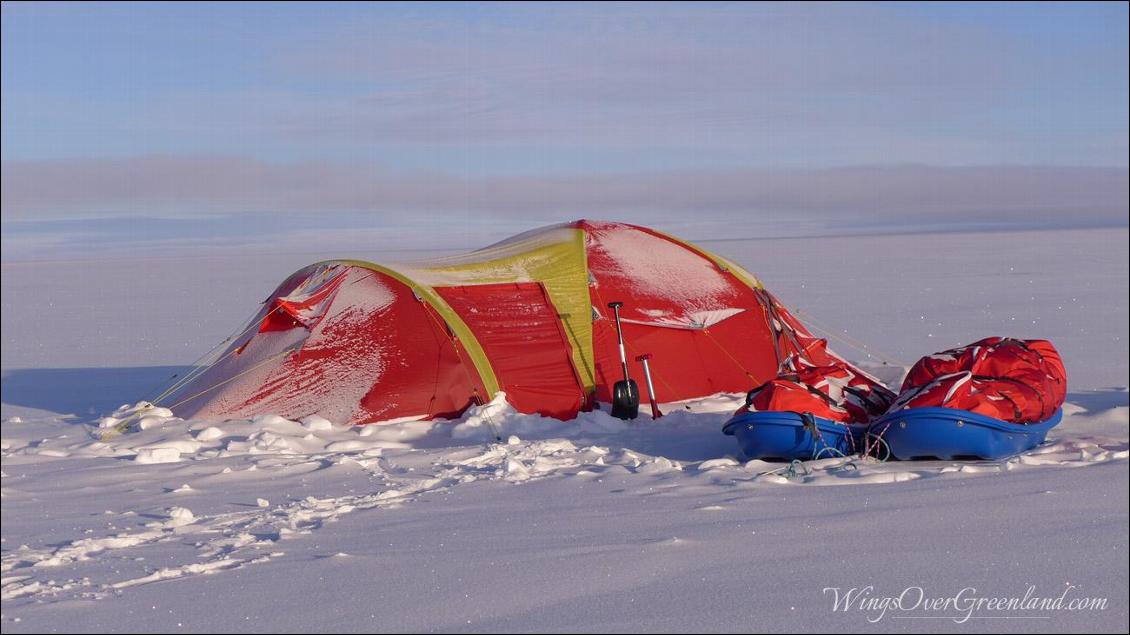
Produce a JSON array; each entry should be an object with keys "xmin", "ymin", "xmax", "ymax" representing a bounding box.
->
[{"xmin": 2, "ymin": 1, "xmax": 1127, "ymax": 260}]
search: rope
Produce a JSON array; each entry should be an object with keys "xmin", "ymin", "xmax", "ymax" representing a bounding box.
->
[
  {"xmin": 863, "ymin": 424, "xmax": 893, "ymax": 462},
  {"xmin": 812, "ymin": 445, "xmax": 844, "ymax": 460},
  {"xmin": 700, "ymin": 328, "xmax": 760, "ymax": 384},
  {"xmin": 479, "ymin": 402, "xmax": 503, "ymax": 442},
  {"xmin": 163, "ymin": 345, "xmax": 301, "ymax": 412},
  {"xmin": 755, "ymin": 452, "xmax": 859, "ymax": 480},
  {"xmin": 141, "ymin": 303, "xmax": 264, "ymax": 402},
  {"xmin": 148, "ymin": 302, "xmax": 286, "ymax": 406},
  {"xmin": 100, "ymin": 345, "xmax": 302, "ymax": 440},
  {"xmin": 802, "ymin": 411, "xmax": 861, "ymax": 460},
  {"xmin": 99, "ymin": 303, "xmax": 281, "ymax": 441},
  {"xmin": 145, "ymin": 264, "xmax": 355, "ymax": 406},
  {"xmin": 154, "ymin": 265, "xmax": 374, "ymax": 408},
  {"xmin": 788, "ymin": 305, "xmax": 908, "ymax": 367},
  {"xmin": 744, "ymin": 412, "xmax": 867, "ymax": 480},
  {"xmin": 152, "ymin": 263, "xmax": 360, "ymax": 400},
  {"xmin": 757, "ymin": 289, "xmax": 808, "ymax": 369},
  {"xmin": 97, "ymin": 402, "xmax": 156, "ymax": 441},
  {"xmin": 108, "ymin": 266, "xmax": 377, "ymax": 440},
  {"xmin": 810, "ymin": 442, "xmax": 860, "ymax": 472},
  {"xmin": 758, "ymin": 459, "xmax": 810, "ymax": 479},
  {"xmin": 753, "ymin": 289, "xmax": 784, "ymax": 370}
]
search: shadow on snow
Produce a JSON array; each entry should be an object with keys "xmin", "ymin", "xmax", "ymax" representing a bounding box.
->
[
  {"xmin": 1, "ymin": 366, "xmax": 1126, "ymax": 438},
  {"xmin": 1, "ymin": 366, "xmax": 191, "ymax": 420}
]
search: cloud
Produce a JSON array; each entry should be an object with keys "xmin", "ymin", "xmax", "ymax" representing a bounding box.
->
[
  {"xmin": 258, "ymin": 3, "xmax": 1125, "ymax": 156},
  {"xmin": 3, "ymin": 156, "xmax": 1126, "ymax": 231},
  {"xmin": 4, "ymin": 3, "xmax": 1126, "ymax": 166},
  {"xmin": 252, "ymin": 6, "xmax": 1012, "ymax": 150}
]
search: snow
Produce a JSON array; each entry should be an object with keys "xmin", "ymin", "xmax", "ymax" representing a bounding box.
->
[
  {"xmin": 2, "ymin": 228, "xmax": 1127, "ymax": 632},
  {"xmin": 132, "ymin": 447, "xmax": 183, "ymax": 465},
  {"xmin": 586, "ymin": 220, "xmax": 736, "ymax": 307}
]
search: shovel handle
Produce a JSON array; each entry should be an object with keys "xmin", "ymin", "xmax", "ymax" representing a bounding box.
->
[{"xmin": 607, "ymin": 301, "xmax": 628, "ymax": 379}]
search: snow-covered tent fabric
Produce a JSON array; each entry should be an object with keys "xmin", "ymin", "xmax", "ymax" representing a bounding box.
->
[{"xmin": 170, "ymin": 220, "xmax": 865, "ymax": 425}]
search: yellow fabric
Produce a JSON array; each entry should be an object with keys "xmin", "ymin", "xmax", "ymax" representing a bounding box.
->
[
  {"xmin": 334, "ymin": 260, "xmax": 502, "ymax": 398},
  {"xmin": 289, "ymin": 223, "xmax": 757, "ymax": 402},
  {"xmin": 709, "ymin": 254, "xmax": 765, "ymax": 290},
  {"xmin": 396, "ymin": 227, "xmax": 596, "ymax": 391}
]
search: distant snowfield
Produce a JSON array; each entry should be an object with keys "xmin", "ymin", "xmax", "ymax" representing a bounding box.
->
[{"xmin": 2, "ymin": 228, "xmax": 1127, "ymax": 632}]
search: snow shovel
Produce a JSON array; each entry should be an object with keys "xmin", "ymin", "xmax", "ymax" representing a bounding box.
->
[
  {"xmin": 607, "ymin": 302, "xmax": 639, "ymax": 420},
  {"xmin": 635, "ymin": 353, "xmax": 663, "ymax": 419}
]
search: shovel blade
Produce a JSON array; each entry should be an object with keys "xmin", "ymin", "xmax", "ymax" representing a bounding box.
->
[{"xmin": 611, "ymin": 379, "xmax": 640, "ymax": 420}]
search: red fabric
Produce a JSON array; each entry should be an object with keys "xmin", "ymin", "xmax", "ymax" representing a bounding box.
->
[
  {"xmin": 580, "ymin": 221, "xmax": 886, "ymax": 407},
  {"xmin": 177, "ymin": 221, "xmax": 888, "ymax": 425},
  {"xmin": 788, "ymin": 359, "xmax": 895, "ymax": 422},
  {"xmin": 256, "ymin": 269, "xmax": 484, "ymax": 423},
  {"xmin": 895, "ymin": 337, "xmax": 1067, "ymax": 423},
  {"xmin": 738, "ymin": 357, "xmax": 894, "ymax": 424},
  {"xmin": 258, "ymin": 267, "xmax": 348, "ymax": 333},
  {"xmin": 177, "ymin": 266, "xmax": 483, "ymax": 425},
  {"xmin": 582, "ymin": 220, "xmax": 782, "ymax": 402},
  {"xmin": 590, "ymin": 311, "xmax": 782, "ymax": 404},
  {"xmin": 436, "ymin": 282, "xmax": 587, "ymax": 419},
  {"xmin": 743, "ymin": 378, "xmax": 854, "ymax": 422}
]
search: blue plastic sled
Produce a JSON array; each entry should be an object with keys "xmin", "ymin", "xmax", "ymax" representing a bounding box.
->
[
  {"xmin": 869, "ymin": 406, "xmax": 1062, "ymax": 461},
  {"xmin": 722, "ymin": 411, "xmax": 866, "ymax": 462}
]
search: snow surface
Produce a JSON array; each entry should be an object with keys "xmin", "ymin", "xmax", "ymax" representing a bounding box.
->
[{"xmin": 2, "ymin": 228, "xmax": 1127, "ymax": 632}]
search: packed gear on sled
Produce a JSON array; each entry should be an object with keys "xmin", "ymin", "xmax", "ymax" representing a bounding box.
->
[
  {"xmin": 869, "ymin": 406, "xmax": 1063, "ymax": 461},
  {"xmin": 724, "ymin": 336, "xmax": 1067, "ymax": 462},
  {"xmin": 722, "ymin": 410, "xmax": 867, "ymax": 462},
  {"xmin": 869, "ymin": 337, "xmax": 1067, "ymax": 460},
  {"xmin": 889, "ymin": 337, "xmax": 1066, "ymax": 423},
  {"xmin": 722, "ymin": 342, "xmax": 895, "ymax": 461},
  {"xmin": 735, "ymin": 343, "xmax": 895, "ymax": 424}
]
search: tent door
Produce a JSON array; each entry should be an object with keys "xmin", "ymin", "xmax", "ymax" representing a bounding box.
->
[{"xmin": 435, "ymin": 282, "xmax": 586, "ymax": 419}]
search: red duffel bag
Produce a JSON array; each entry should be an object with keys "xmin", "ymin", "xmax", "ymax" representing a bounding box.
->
[
  {"xmin": 892, "ymin": 337, "xmax": 1066, "ymax": 423},
  {"xmin": 745, "ymin": 377, "xmax": 853, "ymax": 422},
  {"xmin": 743, "ymin": 347, "xmax": 896, "ymax": 424}
]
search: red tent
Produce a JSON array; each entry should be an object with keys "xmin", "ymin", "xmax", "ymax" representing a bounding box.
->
[{"xmin": 168, "ymin": 220, "xmax": 861, "ymax": 425}]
